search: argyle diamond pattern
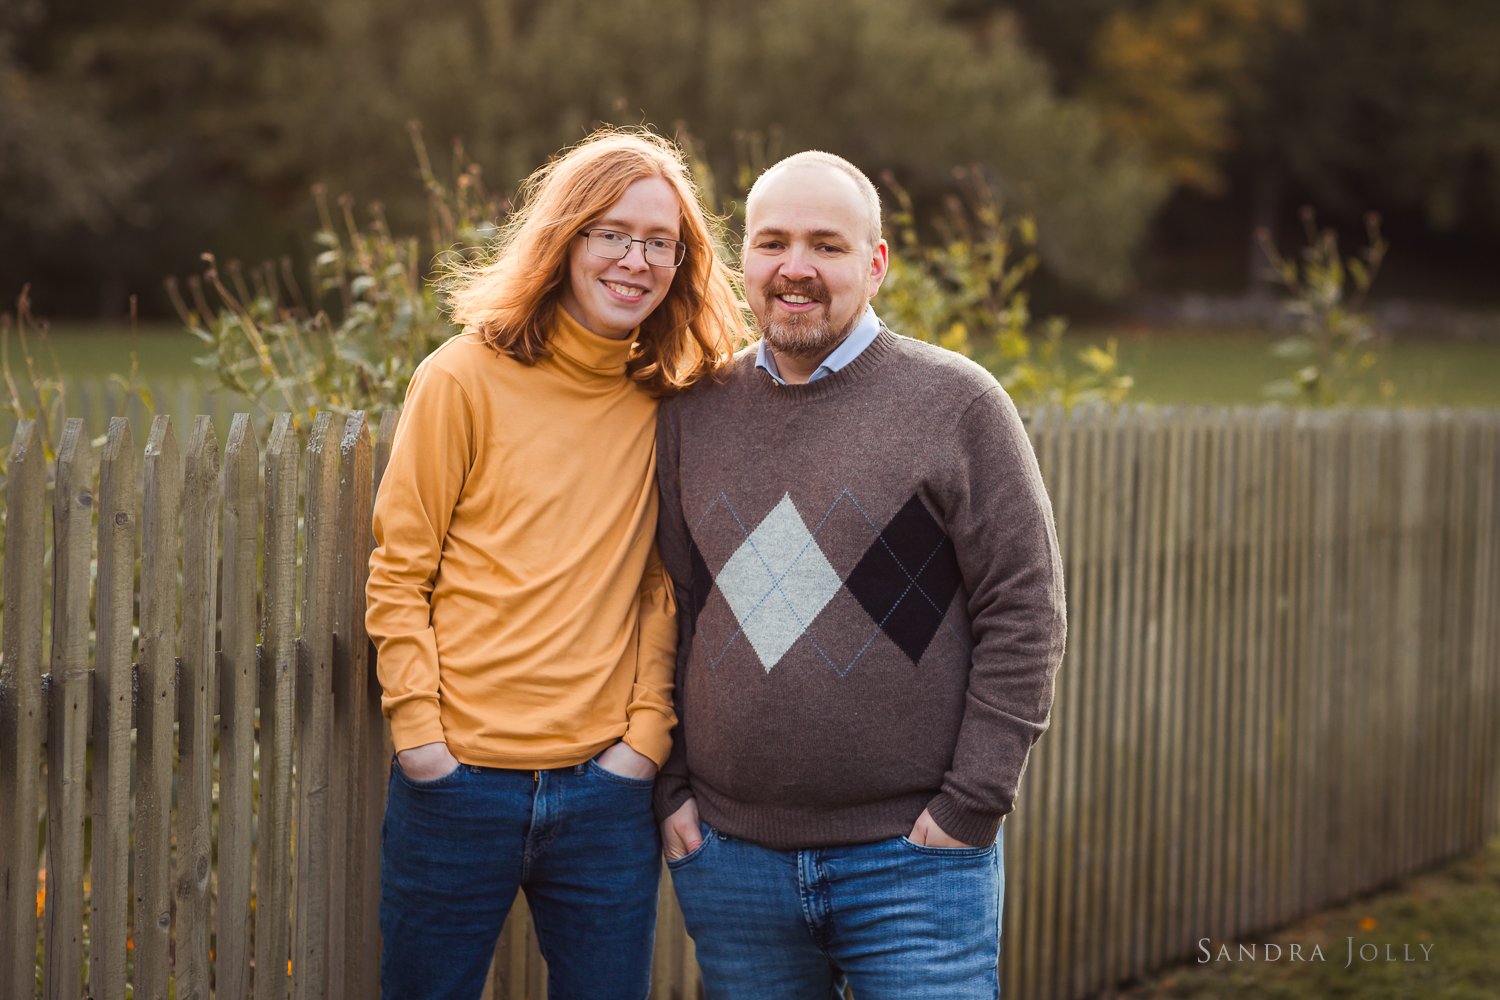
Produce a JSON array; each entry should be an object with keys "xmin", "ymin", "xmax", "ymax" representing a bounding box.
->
[
  {"xmin": 689, "ymin": 489, "xmax": 965, "ymax": 675},
  {"xmin": 713, "ymin": 495, "xmax": 842, "ymax": 671},
  {"xmin": 843, "ymin": 494, "xmax": 964, "ymax": 664}
]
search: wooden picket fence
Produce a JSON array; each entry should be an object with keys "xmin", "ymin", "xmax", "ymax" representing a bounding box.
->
[{"xmin": 1, "ymin": 405, "xmax": 1498, "ymax": 1000}]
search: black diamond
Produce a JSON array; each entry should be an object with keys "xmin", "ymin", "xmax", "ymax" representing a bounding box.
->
[
  {"xmin": 845, "ymin": 495, "xmax": 963, "ymax": 663},
  {"xmin": 686, "ymin": 536, "xmax": 714, "ymax": 629}
]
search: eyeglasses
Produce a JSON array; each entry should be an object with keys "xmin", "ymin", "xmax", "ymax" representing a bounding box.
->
[{"xmin": 578, "ymin": 228, "xmax": 687, "ymax": 268}]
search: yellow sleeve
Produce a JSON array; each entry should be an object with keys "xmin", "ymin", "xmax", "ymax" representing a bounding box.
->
[
  {"xmin": 621, "ymin": 543, "xmax": 678, "ymax": 767},
  {"xmin": 365, "ymin": 361, "xmax": 475, "ymax": 752}
]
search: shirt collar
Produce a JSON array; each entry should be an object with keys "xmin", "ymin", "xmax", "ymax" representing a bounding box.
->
[{"xmin": 756, "ymin": 305, "xmax": 881, "ymax": 385}]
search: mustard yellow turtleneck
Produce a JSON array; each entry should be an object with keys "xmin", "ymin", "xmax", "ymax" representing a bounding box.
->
[{"xmin": 367, "ymin": 309, "xmax": 676, "ymax": 768}]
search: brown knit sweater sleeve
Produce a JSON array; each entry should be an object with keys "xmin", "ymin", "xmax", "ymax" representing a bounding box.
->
[
  {"xmin": 924, "ymin": 385, "xmax": 1067, "ymax": 846},
  {"xmin": 651, "ymin": 396, "xmax": 697, "ymax": 823}
]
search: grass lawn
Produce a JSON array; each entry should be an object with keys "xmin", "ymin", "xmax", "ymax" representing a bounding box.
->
[
  {"xmin": 1067, "ymin": 325, "xmax": 1500, "ymax": 408},
  {"xmin": 11, "ymin": 321, "xmax": 202, "ymax": 381},
  {"xmin": 20, "ymin": 321, "xmax": 1500, "ymax": 409},
  {"xmin": 1120, "ymin": 837, "xmax": 1500, "ymax": 999}
]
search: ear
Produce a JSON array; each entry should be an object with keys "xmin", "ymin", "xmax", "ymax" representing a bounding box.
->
[{"xmin": 867, "ymin": 239, "xmax": 890, "ymax": 297}]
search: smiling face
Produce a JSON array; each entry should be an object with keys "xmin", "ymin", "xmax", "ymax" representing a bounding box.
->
[
  {"xmin": 743, "ymin": 165, "xmax": 888, "ymax": 361},
  {"xmin": 558, "ymin": 176, "xmax": 683, "ymax": 340}
]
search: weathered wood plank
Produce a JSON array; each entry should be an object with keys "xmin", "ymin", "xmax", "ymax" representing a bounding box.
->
[
  {"xmin": 1062, "ymin": 405, "xmax": 1092, "ymax": 997},
  {"xmin": 176, "ymin": 416, "xmax": 220, "ymax": 1000},
  {"xmin": 1131, "ymin": 407, "xmax": 1165, "ymax": 977},
  {"xmin": 1, "ymin": 421, "xmax": 47, "ymax": 1000},
  {"xmin": 136, "ymin": 415, "xmax": 181, "ymax": 1000},
  {"xmin": 1180, "ymin": 414, "xmax": 1210, "ymax": 952},
  {"xmin": 1478, "ymin": 416, "xmax": 1500, "ymax": 843},
  {"xmin": 333, "ymin": 411, "xmax": 373, "ymax": 1000},
  {"xmin": 295, "ymin": 413, "xmax": 340, "ymax": 1000},
  {"xmin": 91, "ymin": 417, "xmax": 137, "ymax": 1000},
  {"xmin": 368, "ymin": 408, "xmax": 400, "ymax": 981},
  {"xmin": 1042, "ymin": 404, "xmax": 1070, "ymax": 1000},
  {"xmin": 1100, "ymin": 407, "xmax": 1132, "ymax": 989},
  {"xmin": 257, "ymin": 414, "xmax": 299, "ymax": 1000},
  {"xmin": 220, "ymin": 414, "xmax": 261, "ymax": 1000},
  {"xmin": 45, "ymin": 419, "xmax": 94, "ymax": 1000},
  {"xmin": 1155, "ymin": 410, "xmax": 1188, "ymax": 967},
  {"xmin": 1225, "ymin": 412, "xmax": 1253, "ymax": 939}
]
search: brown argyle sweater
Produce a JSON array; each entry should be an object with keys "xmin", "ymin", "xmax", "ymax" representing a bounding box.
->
[{"xmin": 652, "ymin": 326, "xmax": 1066, "ymax": 849}]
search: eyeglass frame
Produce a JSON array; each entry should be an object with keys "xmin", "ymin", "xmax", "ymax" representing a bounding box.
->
[{"xmin": 577, "ymin": 228, "xmax": 688, "ymax": 268}]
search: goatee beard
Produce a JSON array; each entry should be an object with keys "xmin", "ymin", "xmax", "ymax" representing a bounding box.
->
[{"xmin": 759, "ymin": 280, "xmax": 856, "ymax": 361}]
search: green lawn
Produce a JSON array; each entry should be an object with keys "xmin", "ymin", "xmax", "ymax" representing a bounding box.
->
[
  {"xmin": 1069, "ymin": 325, "xmax": 1500, "ymax": 408},
  {"xmin": 12, "ymin": 321, "xmax": 202, "ymax": 381},
  {"xmin": 1121, "ymin": 837, "xmax": 1500, "ymax": 999},
  {"xmin": 14, "ymin": 321, "xmax": 1500, "ymax": 409}
]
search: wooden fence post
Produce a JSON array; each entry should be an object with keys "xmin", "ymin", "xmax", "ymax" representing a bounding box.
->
[
  {"xmin": 332, "ymin": 411, "xmax": 373, "ymax": 997},
  {"xmin": 220, "ymin": 414, "xmax": 261, "ymax": 1000},
  {"xmin": 92, "ymin": 417, "xmax": 137, "ymax": 1000},
  {"xmin": 296, "ymin": 413, "xmax": 339, "ymax": 1000},
  {"xmin": 258, "ymin": 414, "xmax": 299, "ymax": 1000},
  {"xmin": 367, "ymin": 410, "xmax": 398, "ymax": 978},
  {"xmin": 137, "ymin": 415, "xmax": 181, "ymax": 1000},
  {"xmin": 1, "ymin": 421, "xmax": 47, "ymax": 1000},
  {"xmin": 46, "ymin": 418, "xmax": 95, "ymax": 1000},
  {"xmin": 176, "ymin": 416, "xmax": 220, "ymax": 1000}
]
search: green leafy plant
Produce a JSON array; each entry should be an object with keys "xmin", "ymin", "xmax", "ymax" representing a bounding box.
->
[
  {"xmin": 2, "ymin": 287, "xmax": 68, "ymax": 465},
  {"xmin": 1257, "ymin": 207, "xmax": 1393, "ymax": 406},
  {"xmin": 171, "ymin": 123, "xmax": 501, "ymax": 427},
  {"xmin": 879, "ymin": 171, "xmax": 1132, "ymax": 408}
]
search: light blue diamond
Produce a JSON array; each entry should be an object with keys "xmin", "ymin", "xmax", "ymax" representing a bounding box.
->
[{"xmin": 715, "ymin": 495, "xmax": 842, "ymax": 672}]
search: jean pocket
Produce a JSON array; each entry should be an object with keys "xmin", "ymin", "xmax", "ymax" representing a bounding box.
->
[
  {"xmin": 665, "ymin": 823, "xmax": 714, "ymax": 871},
  {"xmin": 898, "ymin": 836, "xmax": 996, "ymax": 859},
  {"xmin": 392, "ymin": 756, "xmax": 468, "ymax": 790},
  {"xmin": 585, "ymin": 758, "xmax": 656, "ymax": 789}
]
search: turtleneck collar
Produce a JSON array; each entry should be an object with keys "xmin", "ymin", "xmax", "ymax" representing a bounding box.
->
[{"xmin": 550, "ymin": 306, "xmax": 637, "ymax": 377}]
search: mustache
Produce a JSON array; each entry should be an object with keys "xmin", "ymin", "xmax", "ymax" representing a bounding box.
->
[{"xmin": 765, "ymin": 278, "xmax": 828, "ymax": 302}]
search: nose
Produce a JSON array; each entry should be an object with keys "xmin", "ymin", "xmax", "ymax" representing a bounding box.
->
[
  {"xmin": 780, "ymin": 247, "xmax": 815, "ymax": 280},
  {"xmin": 616, "ymin": 241, "xmax": 651, "ymax": 272}
]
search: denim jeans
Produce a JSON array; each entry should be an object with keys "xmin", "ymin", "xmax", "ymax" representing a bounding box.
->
[
  {"xmin": 379, "ymin": 757, "xmax": 660, "ymax": 1000},
  {"xmin": 667, "ymin": 823, "xmax": 1003, "ymax": 1000}
]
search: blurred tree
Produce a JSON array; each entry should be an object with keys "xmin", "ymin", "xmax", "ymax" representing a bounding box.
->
[
  {"xmin": 272, "ymin": 0, "xmax": 1165, "ymax": 295},
  {"xmin": 1, "ymin": 0, "xmax": 322, "ymax": 315},
  {"xmin": 1082, "ymin": 0, "xmax": 1304, "ymax": 196},
  {"xmin": 0, "ymin": 1, "xmax": 148, "ymax": 238},
  {"xmin": 1242, "ymin": 0, "xmax": 1500, "ymax": 235}
]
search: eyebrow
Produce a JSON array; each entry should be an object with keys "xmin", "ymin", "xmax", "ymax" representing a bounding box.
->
[
  {"xmin": 593, "ymin": 216, "xmax": 681, "ymax": 238},
  {"xmin": 749, "ymin": 226, "xmax": 851, "ymax": 242}
]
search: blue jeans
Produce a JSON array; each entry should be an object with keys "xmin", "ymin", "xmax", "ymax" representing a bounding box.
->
[
  {"xmin": 380, "ymin": 758, "xmax": 660, "ymax": 1000},
  {"xmin": 667, "ymin": 823, "xmax": 1003, "ymax": 1000}
]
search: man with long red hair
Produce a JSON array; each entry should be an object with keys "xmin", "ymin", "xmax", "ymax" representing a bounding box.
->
[{"xmin": 367, "ymin": 127, "xmax": 747, "ymax": 1000}]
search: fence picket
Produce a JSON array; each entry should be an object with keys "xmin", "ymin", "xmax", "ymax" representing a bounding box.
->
[
  {"xmin": 92, "ymin": 417, "xmax": 137, "ymax": 1000},
  {"xmin": 257, "ymin": 414, "xmax": 299, "ymax": 1000},
  {"xmin": 45, "ymin": 419, "xmax": 94, "ymax": 1000},
  {"xmin": 333, "ymin": 411, "xmax": 374, "ymax": 1000},
  {"xmin": 177, "ymin": 416, "xmax": 220, "ymax": 999},
  {"xmin": 220, "ymin": 414, "xmax": 261, "ymax": 1000},
  {"xmin": 1, "ymin": 421, "xmax": 47, "ymax": 1000},
  {"xmin": 369, "ymin": 410, "xmax": 398, "ymax": 977},
  {"xmin": 136, "ymin": 415, "xmax": 181, "ymax": 1000},
  {"xmin": 295, "ymin": 414, "xmax": 340, "ymax": 1000}
]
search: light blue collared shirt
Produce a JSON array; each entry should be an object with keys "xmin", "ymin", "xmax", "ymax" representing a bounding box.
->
[{"xmin": 755, "ymin": 306, "xmax": 881, "ymax": 385}]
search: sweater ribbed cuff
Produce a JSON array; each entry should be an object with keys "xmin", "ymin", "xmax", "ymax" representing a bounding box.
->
[
  {"xmin": 388, "ymin": 702, "xmax": 446, "ymax": 755},
  {"xmin": 621, "ymin": 714, "xmax": 674, "ymax": 770},
  {"xmin": 652, "ymin": 776, "xmax": 694, "ymax": 827},
  {"xmin": 925, "ymin": 792, "xmax": 1006, "ymax": 849}
]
